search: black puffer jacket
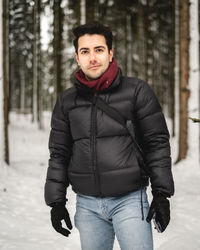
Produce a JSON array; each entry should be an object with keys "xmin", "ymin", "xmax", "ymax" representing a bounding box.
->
[{"xmin": 44, "ymin": 70, "xmax": 174, "ymax": 206}]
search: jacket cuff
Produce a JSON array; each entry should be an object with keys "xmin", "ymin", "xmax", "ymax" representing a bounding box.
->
[
  {"xmin": 49, "ymin": 199, "xmax": 68, "ymax": 208},
  {"xmin": 152, "ymin": 190, "xmax": 171, "ymax": 198}
]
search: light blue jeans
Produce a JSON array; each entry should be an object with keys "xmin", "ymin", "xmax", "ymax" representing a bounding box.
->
[{"xmin": 74, "ymin": 188, "xmax": 153, "ymax": 250}]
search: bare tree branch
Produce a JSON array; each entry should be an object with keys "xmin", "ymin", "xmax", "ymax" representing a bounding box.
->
[{"xmin": 188, "ymin": 117, "xmax": 200, "ymax": 123}]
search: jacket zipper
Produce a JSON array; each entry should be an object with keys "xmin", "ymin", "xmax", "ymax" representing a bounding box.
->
[{"xmin": 91, "ymin": 94, "xmax": 102, "ymax": 196}]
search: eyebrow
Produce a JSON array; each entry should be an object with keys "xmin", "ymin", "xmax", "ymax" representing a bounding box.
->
[{"xmin": 79, "ymin": 45, "xmax": 106, "ymax": 52}]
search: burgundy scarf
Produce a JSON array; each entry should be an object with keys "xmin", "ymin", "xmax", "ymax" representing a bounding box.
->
[{"xmin": 75, "ymin": 58, "xmax": 118, "ymax": 92}]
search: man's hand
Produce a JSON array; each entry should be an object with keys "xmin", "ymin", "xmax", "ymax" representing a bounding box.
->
[
  {"xmin": 146, "ymin": 192, "xmax": 170, "ymax": 233},
  {"xmin": 51, "ymin": 203, "xmax": 73, "ymax": 237}
]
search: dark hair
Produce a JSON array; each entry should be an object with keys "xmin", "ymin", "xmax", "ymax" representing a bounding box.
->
[{"xmin": 72, "ymin": 21, "xmax": 113, "ymax": 54}]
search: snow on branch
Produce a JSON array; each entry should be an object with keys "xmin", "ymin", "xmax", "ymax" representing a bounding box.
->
[{"xmin": 188, "ymin": 117, "xmax": 200, "ymax": 123}]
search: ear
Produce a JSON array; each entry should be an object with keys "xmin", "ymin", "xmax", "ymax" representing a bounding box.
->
[
  {"xmin": 109, "ymin": 49, "xmax": 113, "ymax": 62},
  {"xmin": 75, "ymin": 53, "xmax": 80, "ymax": 66}
]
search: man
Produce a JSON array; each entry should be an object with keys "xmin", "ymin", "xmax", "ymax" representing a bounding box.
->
[{"xmin": 45, "ymin": 21, "xmax": 174, "ymax": 250}]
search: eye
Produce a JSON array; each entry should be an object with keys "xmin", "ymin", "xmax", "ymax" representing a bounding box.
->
[
  {"xmin": 96, "ymin": 48, "xmax": 104, "ymax": 53},
  {"xmin": 80, "ymin": 50, "xmax": 88, "ymax": 54}
]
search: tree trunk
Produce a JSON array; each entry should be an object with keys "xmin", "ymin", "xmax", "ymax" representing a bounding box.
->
[
  {"xmin": 36, "ymin": 0, "xmax": 43, "ymax": 129},
  {"xmin": 20, "ymin": 56, "xmax": 25, "ymax": 113},
  {"xmin": 0, "ymin": 0, "xmax": 4, "ymax": 166},
  {"xmin": 2, "ymin": 0, "xmax": 9, "ymax": 165},
  {"xmin": 33, "ymin": 0, "xmax": 38, "ymax": 122},
  {"xmin": 53, "ymin": 0, "xmax": 63, "ymax": 103},
  {"xmin": 137, "ymin": 1, "xmax": 146, "ymax": 80},
  {"xmin": 80, "ymin": 0, "xmax": 86, "ymax": 24},
  {"xmin": 171, "ymin": 0, "xmax": 176, "ymax": 137},
  {"xmin": 176, "ymin": 0, "xmax": 190, "ymax": 163},
  {"xmin": 126, "ymin": 13, "xmax": 132, "ymax": 77},
  {"xmin": 174, "ymin": 0, "xmax": 180, "ymax": 141},
  {"xmin": 199, "ymin": 0, "xmax": 200, "ymax": 161},
  {"xmin": 144, "ymin": 0, "xmax": 153, "ymax": 86},
  {"xmin": 188, "ymin": 0, "xmax": 199, "ymax": 159}
]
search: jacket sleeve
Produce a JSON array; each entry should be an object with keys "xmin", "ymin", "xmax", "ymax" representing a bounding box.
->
[
  {"xmin": 134, "ymin": 80, "xmax": 174, "ymax": 197},
  {"xmin": 44, "ymin": 93, "xmax": 72, "ymax": 206}
]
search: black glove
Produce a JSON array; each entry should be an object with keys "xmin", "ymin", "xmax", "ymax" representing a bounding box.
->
[
  {"xmin": 51, "ymin": 202, "xmax": 73, "ymax": 237},
  {"xmin": 146, "ymin": 192, "xmax": 170, "ymax": 233}
]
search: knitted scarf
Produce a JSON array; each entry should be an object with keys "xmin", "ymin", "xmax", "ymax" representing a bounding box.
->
[{"xmin": 75, "ymin": 58, "xmax": 118, "ymax": 92}]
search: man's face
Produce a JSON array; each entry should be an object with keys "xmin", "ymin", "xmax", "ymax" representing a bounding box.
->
[{"xmin": 75, "ymin": 34, "xmax": 113, "ymax": 81}]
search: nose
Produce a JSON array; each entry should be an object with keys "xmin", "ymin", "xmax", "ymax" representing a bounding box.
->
[{"xmin": 89, "ymin": 52, "xmax": 96, "ymax": 63}]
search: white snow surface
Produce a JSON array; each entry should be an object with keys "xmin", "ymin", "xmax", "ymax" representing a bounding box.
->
[{"xmin": 0, "ymin": 112, "xmax": 200, "ymax": 250}]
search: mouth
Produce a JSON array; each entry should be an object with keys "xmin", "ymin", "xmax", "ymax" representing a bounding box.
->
[{"xmin": 88, "ymin": 65, "xmax": 101, "ymax": 70}]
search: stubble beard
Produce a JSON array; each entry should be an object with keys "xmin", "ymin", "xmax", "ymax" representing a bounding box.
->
[{"xmin": 85, "ymin": 64, "xmax": 109, "ymax": 81}]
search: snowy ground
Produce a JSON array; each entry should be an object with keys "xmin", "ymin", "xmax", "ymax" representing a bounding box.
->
[{"xmin": 0, "ymin": 112, "xmax": 200, "ymax": 250}]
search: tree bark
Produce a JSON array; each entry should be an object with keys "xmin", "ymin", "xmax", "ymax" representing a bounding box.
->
[
  {"xmin": 80, "ymin": 0, "xmax": 86, "ymax": 24},
  {"xmin": 36, "ymin": 0, "xmax": 43, "ymax": 129},
  {"xmin": 126, "ymin": 13, "xmax": 132, "ymax": 77},
  {"xmin": 33, "ymin": 0, "xmax": 38, "ymax": 122},
  {"xmin": 176, "ymin": 0, "xmax": 190, "ymax": 163},
  {"xmin": 2, "ymin": 0, "xmax": 9, "ymax": 165},
  {"xmin": 199, "ymin": 0, "xmax": 200, "ymax": 160},
  {"xmin": 188, "ymin": 0, "xmax": 199, "ymax": 159},
  {"xmin": 171, "ymin": 0, "xmax": 176, "ymax": 137},
  {"xmin": 0, "ymin": 0, "xmax": 4, "ymax": 166},
  {"xmin": 20, "ymin": 56, "xmax": 25, "ymax": 113},
  {"xmin": 53, "ymin": 0, "xmax": 63, "ymax": 102},
  {"xmin": 137, "ymin": 1, "xmax": 146, "ymax": 80},
  {"xmin": 144, "ymin": 0, "xmax": 153, "ymax": 86}
]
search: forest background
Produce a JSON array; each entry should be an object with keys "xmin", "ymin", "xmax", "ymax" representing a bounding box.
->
[{"xmin": 1, "ymin": 0, "xmax": 200, "ymax": 166}]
